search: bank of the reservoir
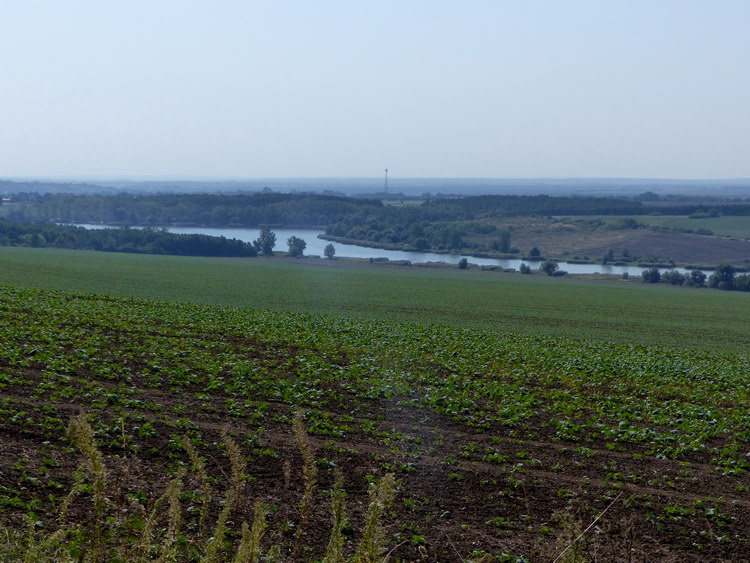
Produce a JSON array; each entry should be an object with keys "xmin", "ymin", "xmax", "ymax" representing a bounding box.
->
[{"xmin": 70, "ymin": 224, "xmax": 715, "ymax": 276}]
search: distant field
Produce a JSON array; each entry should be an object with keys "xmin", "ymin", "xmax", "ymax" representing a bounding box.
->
[
  {"xmin": 572, "ymin": 214, "xmax": 750, "ymax": 238},
  {"xmin": 1, "ymin": 246, "xmax": 748, "ymax": 351},
  {"xmin": 645, "ymin": 215, "xmax": 750, "ymax": 238}
]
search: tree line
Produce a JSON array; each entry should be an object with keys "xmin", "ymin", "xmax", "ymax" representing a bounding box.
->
[
  {"xmin": 0, "ymin": 220, "xmax": 329, "ymax": 261},
  {"xmin": 6, "ymin": 193, "xmax": 383, "ymax": 227},
  {"xmin": 0, "ymin": 220, "xmax": 258, "ymax": 257},
  {"xmin": 641, "ymin": 264, "xmax": 750, "ymax": 291},
  {"xmin": 11, "ymin": 192, "xmax": 750, "ymax": 231}
]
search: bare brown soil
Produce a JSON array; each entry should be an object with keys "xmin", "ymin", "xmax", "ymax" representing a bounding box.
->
[
  {"xmin": 2, "ymin": 356, "xmax": 749, "ymax": 561},
  {"xmin": 478, "ymin": 218, "xmax": 750, "ymax": 266}
]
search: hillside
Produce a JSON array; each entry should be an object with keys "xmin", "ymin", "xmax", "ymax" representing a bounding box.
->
[{"xmin": 1, "ymin": 286, "xmax": 749, "ymax": 560}]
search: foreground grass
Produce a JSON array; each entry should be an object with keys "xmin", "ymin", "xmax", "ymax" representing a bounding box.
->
[
  {"xmin": 2, "ymin": 413, "xmax": 398, "ymax": 563},
  {"xmin": 1, "ymin": 246, "xmax": 749, "ymax": 351}
]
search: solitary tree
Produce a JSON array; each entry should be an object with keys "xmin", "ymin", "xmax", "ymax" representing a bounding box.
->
[
  {"xmin": 324, "ymin": 243, "xmax": 336, "ymax": 260},
  {"xmin": 287, "ymin": 236, "xmax": 306, "ymax": 257},
  {"xmin": 529, "ymin": 246, "xmax": 541, "ymax": 258},
  {"xmin": 540, "ymin": 260, "xmax": 559, "ymax": 276},
  {"xmin": 458, "ymin": 257, "xmax": 468, "ymax": 270},
  {"xmin": 497, "ymin": 230, "xmax": 511, "ymax": 253},
  {"xmin": 253, "ymin": 228, "xmax": 276, "ymax": 256}
]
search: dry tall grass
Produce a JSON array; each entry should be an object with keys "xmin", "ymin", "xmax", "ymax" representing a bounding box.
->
[{"xmin": 1, "ymin": 413, "xmax": 399, "ymax": 562}]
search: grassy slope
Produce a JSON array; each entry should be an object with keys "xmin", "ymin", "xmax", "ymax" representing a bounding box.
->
[
  {"xmin": 579, "ymin": 214, "xmax": 750, "ymax": 239},
  {"xmin": 1, "ymin": 246, "xmax": 748, "ymax": 351},
  {"xmin": 645, "ymin": 215, "xmax": 750, "ymax": 238}
]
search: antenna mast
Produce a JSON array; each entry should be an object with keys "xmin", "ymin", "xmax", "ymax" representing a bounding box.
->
[{"xmin": 384, "ymin": 168, "xmax": 388, "ymax": 194}]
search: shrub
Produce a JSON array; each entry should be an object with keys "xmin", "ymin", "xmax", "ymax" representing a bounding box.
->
[
  {"xmin": 540, "ymin": 260, "xmax": 559, "ymax": 276},
  {"xmin": 661, "ymin": 270, "xmax": 686, "ymax": 286},
  {"xmin": 641, "ymin": 268, "xmax": 661, "ymax": 283},
  {"xmin": 686, "ymin": 270, "xmax": 707, "ymax": 287},
  {"xmin": 709, "ymin": 264, "xmax": 736, "ymax": 290}
]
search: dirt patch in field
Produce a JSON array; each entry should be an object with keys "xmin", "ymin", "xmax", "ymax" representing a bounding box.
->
[
  {"xmin": 571, "ymin": 231, "xmax": 750, "ymax": 265},
  {"xmin": 2, "ymin": 371, "xmax": 749, "ymax": 561},
  {"xmin": 466, "ymin": 217, "xmax": 750, "ymax": 266}
]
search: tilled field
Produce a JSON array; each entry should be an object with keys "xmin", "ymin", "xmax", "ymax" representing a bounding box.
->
[{"xmin": 1, "ymin": 286, "xmax": 749, "ymax": 561}]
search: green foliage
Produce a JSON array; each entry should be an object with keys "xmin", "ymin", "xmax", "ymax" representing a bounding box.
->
[
  {"xmin": 496, "ymin": 229, "xmax": 512, "ymax": 252},
  {"xmin": 688, "ymin": 269, "xmax": 707, "ymax": 287},
  {"xmin": 0, "ymin": 219, "xmax": 257, "ymax": 257},
  {"xmin": 641, "ymin": 267, "xmax": 661, "ymax": 283},
  {"xmin": 660, "ymin": 270, "xmax": 685, "ymax": 286},
  {"xmin": 352, "ymin": 474, "xmax": 398, "ymax": 562},
  {"xmin": 8, "ymin": 192, "xmax": 383, "ymax": 227},
  {"xmin": 540, "ymin": 260, "xmax": 559, "ymax": 276},
  {"xmin": 286, "ymin": 235, "xmax": 306, "ymax": 257},
  {"xmin": 2, "ymin": 246, "xmax": 749, "ymax": 351},
  {"xmin": 253, "ymin": 228, "xmax": 276, "ymax": 256},
  {"xmin": 709, "ymin": 264, "xmax": 736, "ymax": 290},
  {"xmin": 0, "ymin": 285, "xmax": 748, "ymax": 460},
  {"xmin": 324, "ymin": 243, "xmax": 336, "ymax": 259},
  {"xmin": 1, "ymin": 284, "xmax": 750, "ymax": 558}
]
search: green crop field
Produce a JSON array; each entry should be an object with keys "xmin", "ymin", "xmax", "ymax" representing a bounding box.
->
[
  {"xmin": 0, "ymin": 246, "xmax": 749, "ymax": 351},
  {"xmin": 2, "ymin": 246, "xmax": 750, "ymax": 560},
  {"xmin": 0, "ymin": 285, "xmax": 749, "ymax": 560}
]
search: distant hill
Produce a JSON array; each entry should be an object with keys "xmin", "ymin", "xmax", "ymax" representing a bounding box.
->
[
  {"xmin": 0, "ymin": 179, "xmax": 117, "ymax": 195},
  {"xmin": 4, "ymin": 177, "xmax": 750, "ymax": 197}
]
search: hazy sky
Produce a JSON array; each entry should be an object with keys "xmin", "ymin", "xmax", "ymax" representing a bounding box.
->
[{"xmin": 1, "ymin": 1, "xmax": 748, "ymax": 179}]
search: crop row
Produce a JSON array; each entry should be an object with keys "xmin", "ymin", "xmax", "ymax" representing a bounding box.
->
[{"xmin": 1, "ymin": 285, "xmax": 749, "ymax": 559}]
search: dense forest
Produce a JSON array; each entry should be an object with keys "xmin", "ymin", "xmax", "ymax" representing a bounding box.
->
[
  {"xmin": 5, "ymin": 193, "xmax": 384, "ymax": 227},
  {"xmin": 0, "ymin": 220, "xmax": 258, "ymax": 257}
]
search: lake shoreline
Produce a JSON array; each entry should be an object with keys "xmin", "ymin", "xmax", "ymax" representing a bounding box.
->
[{"xmin": 65, "ymin": 223, "xmax": 715, "ymax": 275}]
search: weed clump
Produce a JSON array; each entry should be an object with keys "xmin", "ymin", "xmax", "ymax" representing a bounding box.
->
[{"xmin": 2, "ymin": 414, "xmax": 399, "ymax": 562}]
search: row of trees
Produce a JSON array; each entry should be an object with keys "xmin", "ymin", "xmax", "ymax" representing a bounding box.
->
[
  {"xmin": 0, "ymin": 221, "xmax": 337, "ymax": 261},
  {"xmin": 0, "ymin": 220, "xmax": 258, "ymax": 257},
  {"xmin": 642, "ymin": 264, "xmax": 750, "ymax": 291},
  {"xmin": 9, "ymin": 192, "xmax": 750, "ymax": 228},
  {"xmin": 252, "ymin": 228, "xmax": 335, "ymax": 259}
]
